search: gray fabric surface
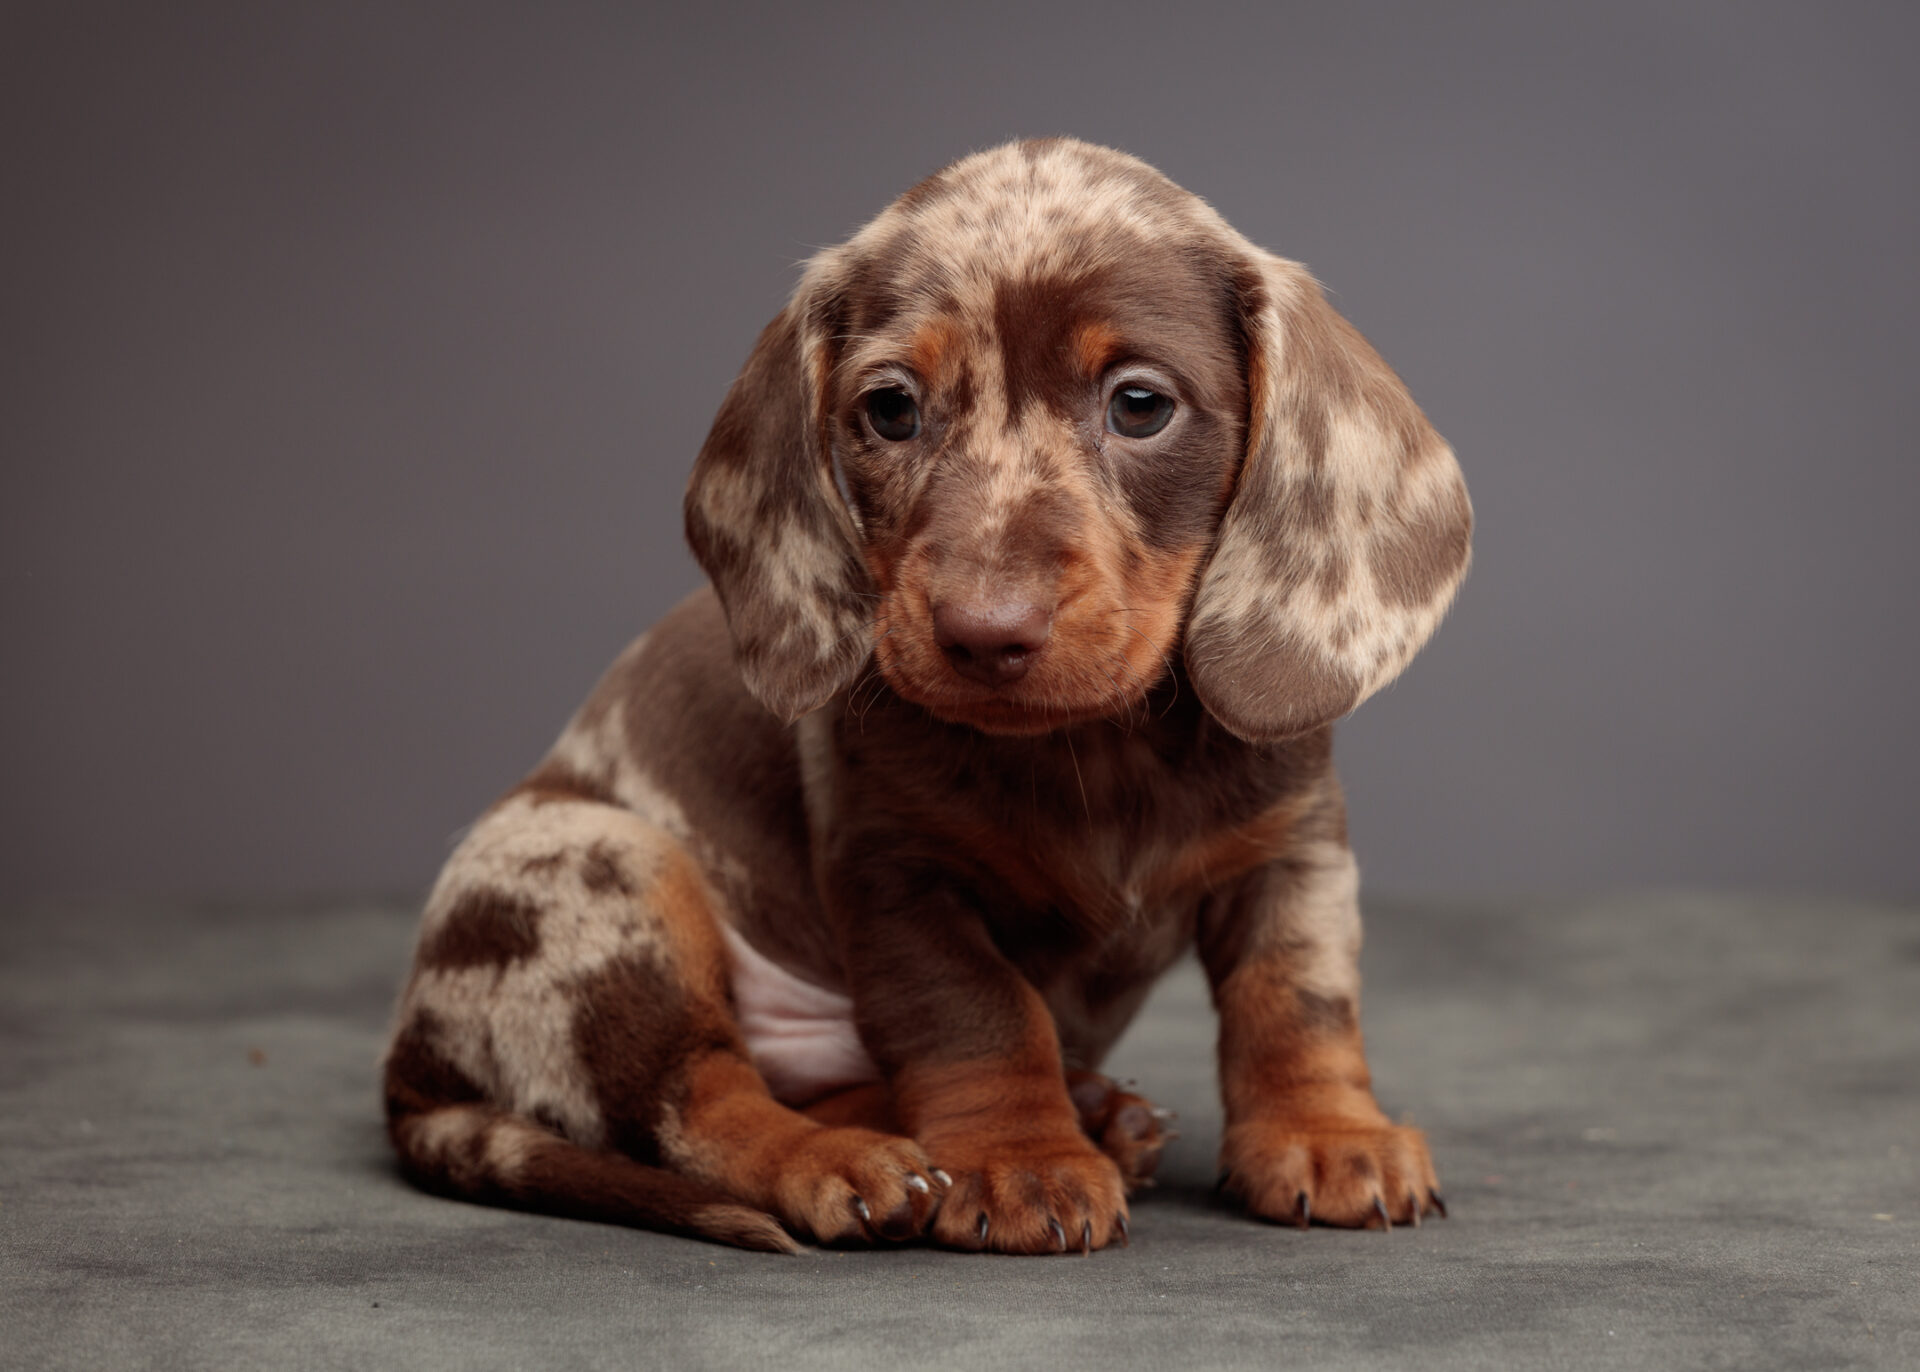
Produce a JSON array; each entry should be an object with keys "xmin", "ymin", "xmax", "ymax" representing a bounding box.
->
[{"xmin": 2, "ymin": 893, "xmax": 1914, "ymax": 1370}]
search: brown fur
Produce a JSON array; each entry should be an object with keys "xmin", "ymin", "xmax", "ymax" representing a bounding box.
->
[{"xmin": 384, "ymin": 139, "xmax": 1468, "ymax": 1253}]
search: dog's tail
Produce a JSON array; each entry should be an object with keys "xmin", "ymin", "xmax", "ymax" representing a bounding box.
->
[{"xmin": 387, "ymin": 1102, "xmax": 800, "ymax": 1254}]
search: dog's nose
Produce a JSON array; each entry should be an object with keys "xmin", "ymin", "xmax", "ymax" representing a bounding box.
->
[{"xmin": 932, "ymin": 599, "xmax": 1052, "ymax": 686}]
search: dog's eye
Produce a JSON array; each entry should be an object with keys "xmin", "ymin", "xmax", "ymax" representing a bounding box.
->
[
  {"xmin": 1107, "ymin": 386, "xmax": 1174, "ymax": 439},
  {"xmin": 865, "ymin": 388, "xmax": 920, "ymax": 442}
]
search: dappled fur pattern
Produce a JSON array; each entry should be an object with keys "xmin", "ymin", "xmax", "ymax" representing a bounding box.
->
[{"xmin": 385, "ymin": 139, "xmax": 1469, "ymax": 1253}]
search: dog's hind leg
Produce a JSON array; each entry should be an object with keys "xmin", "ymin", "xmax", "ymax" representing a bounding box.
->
[
  {"xmin": 384, "ymin": 789, "xmax": 942, "ymax": 1248},
  {"xmin": 1065, "ymin": 1071, "xmax": 1175, "ymax": 1192},
  {"xmin": 381, "ymin": 1091, "xmax": 798, "ymax": 1251}
]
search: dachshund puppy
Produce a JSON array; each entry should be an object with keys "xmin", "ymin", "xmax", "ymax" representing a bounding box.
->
[{"xmin": 383, "ymin": 138, "xmax": 1472, "ymax": 1254}]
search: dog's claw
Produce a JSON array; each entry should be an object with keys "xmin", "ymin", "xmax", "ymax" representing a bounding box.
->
[
  {"xmin": 1081, "ymin": 1219, "xmax": 1092, "ymax": 1255},
  {"xmin": 906, "ymin": 1174, "xmax": 929, "ymax": 1194},
  {"xmin": 1215, "ymin": 1170, "xmax": 1234, "ymax": 1195},
  {"xmin": 1407, "ymin": 1191, "xmax": 1421, "ymax": 1227},
  {"xmin": 1048, "ymin": 1218, "xmax": 1066, "ymax": 1252},
  {"xmin": 1151, "ymin": 1107, "xmax": 1177, "ymax": 1122},
  {"xmin": 1373, "ymin": 1197, "xmax": 1391, "ymax": 1232},
  {"xmin": 931, "ymin": 1169, "xmax": 952, "ymax": 1188},
  {"xmin": 852, "ymin": 1196, "xmax": 871, "ymax": 1224},
  {"xmin": 976, "ymin": 1213, "xmax": 989, "ymax": 1243},
  {"xmin": 1294, "ymin": 1191, "xmax": 1310, "ymax": 1230},
  {"xmin": 1116, "ymin": 1213, "xmax": 1130, "ymax": 1247},
  {"xmin": 1429, "ymin": 1189, "xmax": 1448, "ymax": 1219}
]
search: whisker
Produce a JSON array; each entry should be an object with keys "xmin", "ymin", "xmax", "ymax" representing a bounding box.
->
[
  {"xmin": 1063, "ymin": 730, "xmax": 1093, "ymax": 828},
  {"xmin": 849, "ymin": 639, "xmax": 896, "ymax": 725},
  {"xmin": 1091, "ymin": 655, "xmax": 1146, "ymax": 735}
]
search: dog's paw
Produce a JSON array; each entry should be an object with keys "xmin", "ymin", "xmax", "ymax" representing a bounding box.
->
[
  {"xmin": 1218, "ymin": 1117, "xmax": 1443, "ymax": 1229},
  {"xmin": 768, "ymin": 1127, "xmax": 945, "ymax": 1245},
  {"xmin": 1066, "ymin": 1070, "xmax": 1175, "ymax": 1192},
  {"xmin": 924, "ymin": 1133, "xmax": 1129, "ymax": 1254}
]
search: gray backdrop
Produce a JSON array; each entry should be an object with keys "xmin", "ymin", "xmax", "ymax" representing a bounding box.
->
[{"xmin": 5, "ymin": 2, "xmax": 1916, "ymax": 903}]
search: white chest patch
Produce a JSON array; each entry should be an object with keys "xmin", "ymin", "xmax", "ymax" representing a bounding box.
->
[{"xmin": 719, "ymin": 923, "xmax": 880, "ymax": 1106}]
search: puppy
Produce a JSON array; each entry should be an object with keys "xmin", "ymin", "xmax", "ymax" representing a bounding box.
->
[{"xmin": 383, "ymin": 138, "xmax": 1472, "ymax": 1254}]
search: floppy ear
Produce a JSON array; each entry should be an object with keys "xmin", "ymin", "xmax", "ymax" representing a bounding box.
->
[
  {"xmin": 1184, "ymin": 252, "xmax": 1472, "ymax": 742},
  {"xmin": 683, "ymin": 266, "xmax": 875, "ymax": 721}
]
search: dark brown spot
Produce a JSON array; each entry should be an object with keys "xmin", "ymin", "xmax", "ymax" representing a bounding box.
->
[
  {"xmin": 383, "ymin": 1009, "xmax": 486, "ymax": 1121},
  {"xmin": 944, "ymin": 357, "xmax": 977, "ymax": 426},
  {"xmin": 1294, "ymin": 988, "xmax": 1357, "ymax": 1034},
  {"xmin": 572, "ymin": 950, "xmax": 735, "ymax": 1159},
  {"xmin": 1314, "ymin": 549, "xmax": 1350, "ymax": 599},
  {"xmin": 837, "ymin": 227, "xmax": 934, "ymax": 336},
  {"xmin": 991, "ymin": 269, "xmax": 1106, "ymax": 425},
  {"xmin": 580, "ymin": 842, "xmax": 635, "ymax": 896},
  {"xmin": 1369, "ymin": 478, "xmax": 1472, "ymax": 609},
  {"xmin": 417, "ymin": 890, "xmax": 544, "ymax": 971},
  {"xmin": 1294, "ymin": 474, "xmax": 1337, "ymax": 534},
  {"xmin": 1283, "ymin": 394, "xmax": 1332, "ymax": 473}
]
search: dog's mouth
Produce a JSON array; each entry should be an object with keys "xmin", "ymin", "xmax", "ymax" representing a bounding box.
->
[
  {"xmin": 901, "ymin": 688, "xmax": 1133, "ymax": 736},
  {"xmin": 871, "ymin": 612, "xmax": 1174, "ymax": 736}
]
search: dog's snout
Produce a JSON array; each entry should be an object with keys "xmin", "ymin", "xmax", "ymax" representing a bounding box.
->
[{"xmin": 932, "ymin": 599, "xmax": 1053, "ymax": 687}]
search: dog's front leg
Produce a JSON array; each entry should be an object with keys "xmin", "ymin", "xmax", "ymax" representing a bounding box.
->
[
  {"xmin": 1201, "ymin": 842, "xmax": 1444, "ymax": 1230},
  {"xmin": 834, "ymin": 871, "xmax": 1129, "ymax": 1254}
]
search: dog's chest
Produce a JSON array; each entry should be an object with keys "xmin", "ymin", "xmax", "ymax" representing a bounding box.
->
[{"xmin": 943, "ymin": 728, "xmax": 1298, "ymax": 925}]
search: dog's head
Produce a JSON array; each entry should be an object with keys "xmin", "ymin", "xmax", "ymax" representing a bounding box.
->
[{"xmin": 685, "ymin": 139, "xmax": 1470, "ymax": 742}]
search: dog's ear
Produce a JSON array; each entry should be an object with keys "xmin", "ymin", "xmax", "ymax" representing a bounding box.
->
[
  {"xmin": 684, "ymin": 264, "xmax": 874, "ymax": 721},
  {"xmin": 1184, "ymin": 251, "xmax": 1472, "ymax": 742}
]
